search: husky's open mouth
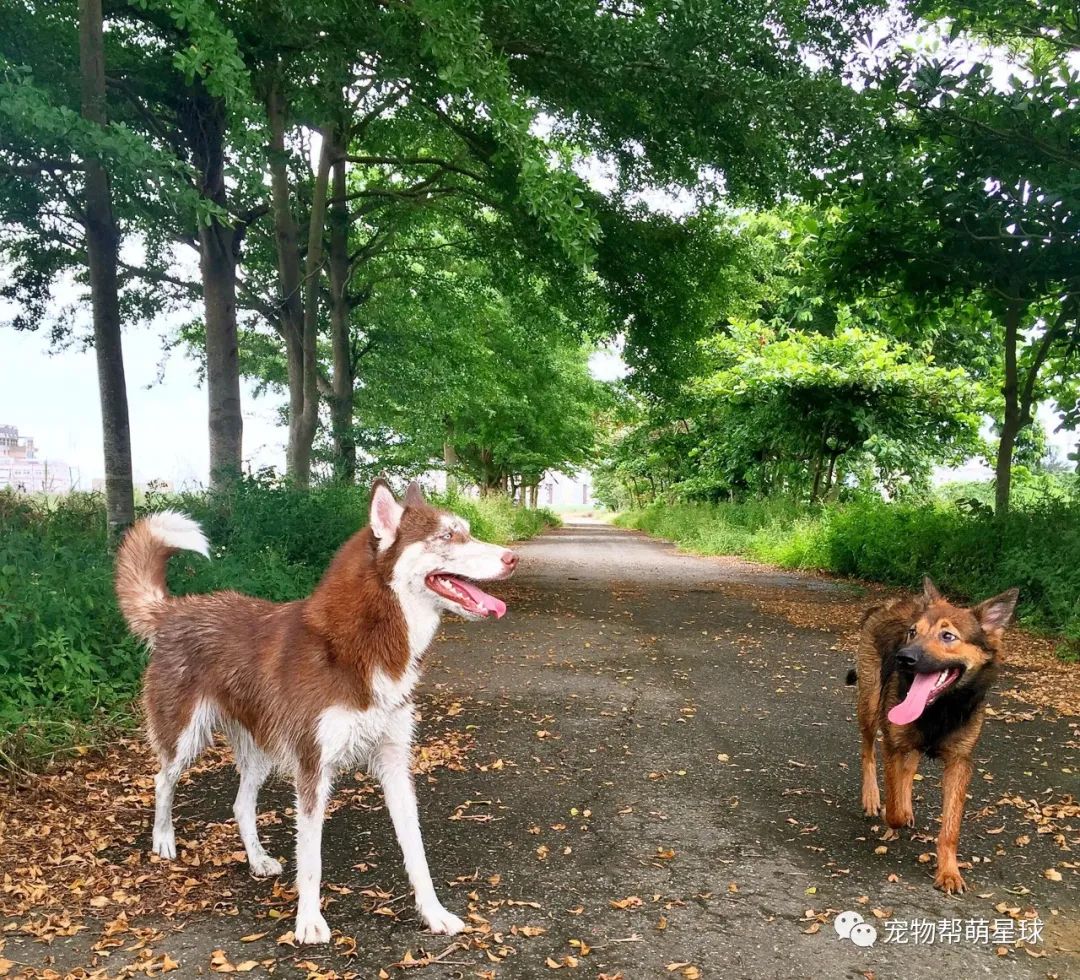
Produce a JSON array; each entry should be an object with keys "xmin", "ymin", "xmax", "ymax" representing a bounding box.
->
[
  {"xmin": 425, "ymin": 573, "xmax": 507, "ymax": 619},
  {"xmin": 888, "ymin": 667, "xmax": 963, "ymax": 725}
]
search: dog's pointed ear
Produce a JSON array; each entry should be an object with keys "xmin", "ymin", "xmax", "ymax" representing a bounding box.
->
[
  {"xmin": 404, "ymin": 481, "xmax": 426, "ymax": 509},
  {"xmin": 974, "ymin": 588, "xmax": 1019, "ymax": 634},
  {"xmin": 369, "ymin": 479, "xmax": 403, "ymax": 545},
  {"xmin": 922, "ymin": 577, "xmax": 942, "ymax": 603}
]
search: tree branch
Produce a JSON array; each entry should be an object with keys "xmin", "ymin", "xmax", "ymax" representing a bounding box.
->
[
  {"xmin": 346, "ymin": 154, "xmax": 483, "ymax": 181},
  {"xmin": 1019, "ymin": 299, "xmax": 1077, "ymax": 422}
]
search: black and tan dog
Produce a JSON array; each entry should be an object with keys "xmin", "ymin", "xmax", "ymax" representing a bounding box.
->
[{"xmin": 848, "ymin": 578, "xmax": 1018, "ymax": 893}]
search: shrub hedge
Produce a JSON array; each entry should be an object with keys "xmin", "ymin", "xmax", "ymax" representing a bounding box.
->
[{"xmin": 617, "ymin": 496, "xmax": 1080, "ymax": 651}]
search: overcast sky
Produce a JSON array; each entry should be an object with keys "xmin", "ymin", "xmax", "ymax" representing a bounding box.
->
[{"xmin": 0, "ymin": 312, "xmax": 284, "ymax": 488}]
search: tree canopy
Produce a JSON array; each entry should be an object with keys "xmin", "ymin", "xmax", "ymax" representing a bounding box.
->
[{"xmin": 2, "ymin": 0, "xmax": 1077, "ymax": 517}]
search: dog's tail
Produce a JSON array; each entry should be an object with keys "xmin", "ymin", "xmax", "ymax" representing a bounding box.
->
[
  {"xmin": 116, "ymin": 511, "xmax": 209, "ymax": 642},
  {"xmin": 845, "ymin": 668, "xmax": 858, "ymax": 685}
]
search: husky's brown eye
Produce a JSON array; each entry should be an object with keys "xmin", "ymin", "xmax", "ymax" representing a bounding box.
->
[
  {"xmin": 907, "ymin": 625, "xmax": 917, "ymax": 638},
  {"xmin": 941, "ymin": 630, "xmax": 957, "ymax": 643}
]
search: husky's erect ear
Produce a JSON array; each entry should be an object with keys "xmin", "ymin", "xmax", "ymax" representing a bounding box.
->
[
  {"xmin": 922, "ymin": 577, "xmax": 942, "ymax": 603},
  {"xmin": 974, "ymin": 588, "xmax": 1019, "ymax": 635},
  {"xmin": 370, "ymin": 479, "xmax": 403, "ymax": 545},
  {"xmin": 404, "ymin": 481, "xmax": 426, "ymax": 509}
]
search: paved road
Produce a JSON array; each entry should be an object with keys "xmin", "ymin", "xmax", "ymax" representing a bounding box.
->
[{"xmin": 14, "ymin": 521, "xmax": 1078, "ymax": 978}]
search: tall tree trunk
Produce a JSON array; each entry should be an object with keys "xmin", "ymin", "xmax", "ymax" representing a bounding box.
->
[
  {"xmin": 184, "ymin": 85, "xmax": 242, "ymax": 488},
  {"xmin": 823, "ymin": 451, "xmax": 838, "ymax": 497},
  {"xmin": 995, "ymin": 302, "xmax": 1023, "ymax": 516},
  {"xmin": 78, "ymin": 0, "xmax": 134, "ymax": 539},
  {"xmin": 478, "ymin": 447, "xmax": 494, "ymax": 494},
  {"xmin": 267, "ymin": 81, "xmax": 307, "ymax": 483},
  {"xmin": 297, "ymin": 130, "xmax": 331, "ymax": 484},
  {"xmin": 328, "ymin": 129, "xmax": 355, "ymax": 483},
  {"xmin": 825, "ymin": 455, "xmax": 844, "ymax": 502},
  {"xmin": 443, "ymin": 438, "xmax": 458, "ymax": 491},
  {"xmin": 200, "ymin": 219, "xmax": 242, "ymax": 489},
  {"xmin": 995, "ymin": 299, "xmax": 1073, "ymax": 515},
  {"xmin": 267, "ymin": 83, "xmax": 331, "ymax": 487},
  {"xmin": 810, "ymin": 459, "xmax": 822, "ymax": 502},
  {"xmin": 810, "ymin": 424, "xmax": 829, "ymax": 502}
]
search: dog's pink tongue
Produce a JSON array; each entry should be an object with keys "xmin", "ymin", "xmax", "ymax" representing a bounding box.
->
[
  {"xmin": 450, "ymin": 578, "xmax": 507, "ymax": 619},
  {"xmin": 888, "ymin": 672, "xmax": 939, "ymax": 725}
]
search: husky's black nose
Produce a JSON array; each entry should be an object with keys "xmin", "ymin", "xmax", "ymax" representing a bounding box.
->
[{"xmin": 896, "ymin": 645, "xmax": 921, "ymax": 666}]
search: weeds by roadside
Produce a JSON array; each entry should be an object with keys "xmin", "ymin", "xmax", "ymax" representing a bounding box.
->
[
  {"xmin": 616, "ymin": 497, "xmax": 1080, "ymax": 658},
  {"xmin": 0, "ymin": 480, "xmax": 557, "ymax": 768}
]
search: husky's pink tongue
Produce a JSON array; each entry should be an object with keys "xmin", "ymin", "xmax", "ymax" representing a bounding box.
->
[
  {"xmin": 888, "ymin": 672, "xmax": 941, "ymax": 725},
  {"xmin": 450, "ymin": 577, "xmax": 507, "ymax": 619}
]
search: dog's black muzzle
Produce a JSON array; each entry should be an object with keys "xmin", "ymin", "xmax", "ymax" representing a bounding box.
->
[
  {"xmin": 896, "ymin": 644, "xmax": 964, "ymax": 678},
  {"xmin": 896, "ymin": 644, "xmax": 922, "ymax": 667}
]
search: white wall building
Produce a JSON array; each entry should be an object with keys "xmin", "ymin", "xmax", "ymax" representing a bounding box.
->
[
  {"xmin": 415, "ymin": 468, "xmax": 594, "ymax": 508},
  {"xmin": 0, "ymin": 424, "xmax": 76, "ymax": 494},
  {"xmin": 539, "ymin": 470, "xmax": 595, "ymax": 508}
]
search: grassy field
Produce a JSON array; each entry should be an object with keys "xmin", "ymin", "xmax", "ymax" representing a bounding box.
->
[
  {"xmin": 616, "ymin": 495, "xmax": 1080, "ymax": 657},
  {"xmin": 0, "ymin": 481, "xmax": 557, "ymax": 766}
]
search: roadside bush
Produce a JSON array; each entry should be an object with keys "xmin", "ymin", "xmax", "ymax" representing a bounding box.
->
[
  {"xmin": 0, "ymin": 492, "xmax": 141, "ymax": 759},
  {"xmin": 437, "ymin": 488, "xmax": 559, "ymax": 544},
  {"xmin": 0, "ymin": 481, "xmax": 557, "ymax": 762},
  {"xmin": 617, "ymin": 496, "xmax": 1080, "ymax": 645}
]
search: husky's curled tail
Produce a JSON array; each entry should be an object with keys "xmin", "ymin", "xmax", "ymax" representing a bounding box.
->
[{"xmin": 115, "ymin": 511, "xmax": 209, "ymax": 642}]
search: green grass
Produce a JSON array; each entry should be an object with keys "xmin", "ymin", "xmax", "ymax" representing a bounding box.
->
[
  {"xmin": 0, "ymin": 480, "xmax": 557, "ymax": 765},
  {"xmin": 616, "ymin": 496, "xmax": 1080, "ymax": 654},
  {"xmin": 440, "ymin": 489, "xmax": 558, "ymax": 544}
]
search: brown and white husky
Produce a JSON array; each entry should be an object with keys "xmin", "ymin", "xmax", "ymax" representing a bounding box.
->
[{"xmin": 115, "ymin": 480, "xmax": 517, "ymax": 943}]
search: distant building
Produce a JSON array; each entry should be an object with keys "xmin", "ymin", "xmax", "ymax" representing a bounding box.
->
[
  {"xmin": 417, "ymin": 468, "xmax": 594, "ymax": 508},
  {"xmin": 0, "ymin": 424, "xmax": 75, "ymax": 494},
  {"xmin": 540, "ymin": 470, "xmax": 594, "ymax": 508}
]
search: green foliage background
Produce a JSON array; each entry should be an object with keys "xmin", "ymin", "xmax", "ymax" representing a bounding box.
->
[
  {"xmin": 616, "ymin": 490, "xmax": 1080, "ymax": 653},
  {"xmin": 0, "ymin": 482, "xmax": 556, "ymax": 761},
  {"xmin": 3, "ymin": 0, "xmax": 1079, "ymax": 766}
]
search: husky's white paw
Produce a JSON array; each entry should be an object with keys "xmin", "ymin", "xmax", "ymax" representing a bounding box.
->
[
  {"xmin": 420, "ymin": 904, "xmax": 465, "ymax": 935},
  {"xmin": 249, "ymin": 854, "xmax": 283, "ymax": 878},
  {"xmin": 152, "ymin": 830, "xmax": 176, "ymax": 860},
  {"xmin": 294, "ymin": 912, "xmax": 331, "ymax": 945}
]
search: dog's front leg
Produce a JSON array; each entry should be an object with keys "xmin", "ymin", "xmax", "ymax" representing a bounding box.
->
[
  {"xmin": 373, "ymin": 738, "xmax": 465, "ymax": 935},
  {"xmin": 935, "ymin": 754, "xmax": 972, "ymax": 894},
  {"xmin": 294, "ymin": 768, "xmax": 332, "ymax": 944},
  {"xmin": 884, "ymin": 748, "xmax": 919, "ymax": 830},
  {"xmin": 858, "ymin": 731, "xmax": 881, "ymax": 817}
]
